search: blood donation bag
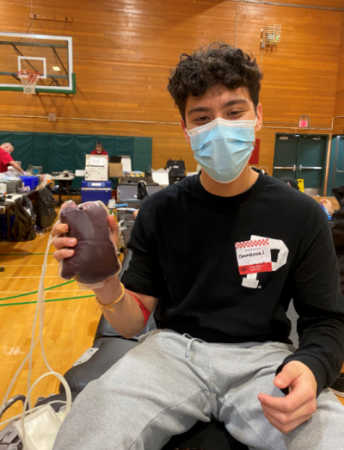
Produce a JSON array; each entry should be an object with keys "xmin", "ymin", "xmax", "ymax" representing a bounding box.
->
[{"xmin": 59, "ymin": 201, "xmax": 121, "ymax": 287}]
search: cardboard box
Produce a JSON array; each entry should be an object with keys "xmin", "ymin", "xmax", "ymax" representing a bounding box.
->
[{"xmin": 109, "ymin": 163, "xmax": 123, "ymax": 178}]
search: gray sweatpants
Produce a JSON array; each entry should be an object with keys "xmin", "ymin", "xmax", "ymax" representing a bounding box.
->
[{"xmin": 53, "ymin": 330, "xmax": 344, "ymax": 450}]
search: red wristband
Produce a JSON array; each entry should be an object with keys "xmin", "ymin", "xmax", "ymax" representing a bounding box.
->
[{"xmin": 126, "ymin": 290, "xmax": 151, "ymax": 326}]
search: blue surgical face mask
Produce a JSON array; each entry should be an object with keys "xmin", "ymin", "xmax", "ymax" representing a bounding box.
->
[{"xmin": 187, "ymin": 117, "xmax": 257, "ymax": 184}]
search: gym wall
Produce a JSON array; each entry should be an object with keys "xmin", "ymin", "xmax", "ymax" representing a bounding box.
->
[
  {"xmin": 334, "ymin": 17, "xmax": 344, "ymax": 135},
  {"xmin": 0, "ymin": 0, "xmax": 343, "ymax": 174}
]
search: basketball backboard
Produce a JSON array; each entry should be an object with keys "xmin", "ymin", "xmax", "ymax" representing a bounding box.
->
[{"xmin": 0, "ymin": 32, "xmax": 75, "ymax": 94}]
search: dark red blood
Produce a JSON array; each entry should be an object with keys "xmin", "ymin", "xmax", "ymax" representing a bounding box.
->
[{"xmin": 60, "ymin": 202, "xmax": 120, "ymax": 284}]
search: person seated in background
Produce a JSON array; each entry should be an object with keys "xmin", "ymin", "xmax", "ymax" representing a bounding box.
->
[
  {"xmin": 52, "ymin": 43, "xmax": 344, "ymax": 450},
  {"xmin": 91, "ymin": 142, "xmax": 108, "ymax": 157},
  {"xmin": 321, "ymin": 191, "xmax": 344, "ymax": 397},
  {"xmin": 0, "ymin": 143, "xmax": 25, "ymax": 174}
]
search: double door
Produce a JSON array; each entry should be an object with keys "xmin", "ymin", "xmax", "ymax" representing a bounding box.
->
[
  {"xmin": 326, "ymin": 136, "xmax": 344, "ymax": 194},
  {"xmin": 273, "ymin": 134, "xmax": 328, "ymax": 195}
]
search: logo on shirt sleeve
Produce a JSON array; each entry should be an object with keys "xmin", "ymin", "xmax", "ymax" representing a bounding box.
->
[{"xmin": 235, "ymin": 235, "xmax": 289, "ymax": 289}]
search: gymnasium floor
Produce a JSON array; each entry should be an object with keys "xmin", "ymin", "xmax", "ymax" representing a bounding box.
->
[{"xmin": 0, "ymin": 197, "xmax": 343, "ymax": 431}]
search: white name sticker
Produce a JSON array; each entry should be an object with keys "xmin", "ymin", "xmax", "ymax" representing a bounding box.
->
[{"xmin": 235, "ymin": 239, "xmax": 272, "ymax": 275}]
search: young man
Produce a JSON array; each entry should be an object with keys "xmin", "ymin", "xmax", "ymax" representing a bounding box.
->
[
  {"xmin": 52, "ymin": 43, "xmax": 344, "ymax": 450},
  {"xmin": 0, "ymin": 143, "xmax": 25, "ymax": 174}
]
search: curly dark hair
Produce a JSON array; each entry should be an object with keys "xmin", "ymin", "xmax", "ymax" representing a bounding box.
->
[{"xmin": 167, "ymin": 42, "xmax": 263, "ymax": 122}]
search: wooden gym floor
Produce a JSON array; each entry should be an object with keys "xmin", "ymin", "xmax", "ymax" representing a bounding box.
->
[{"xmin": 0, "ymin": 198, "xmax": 343, "ymax": 432}]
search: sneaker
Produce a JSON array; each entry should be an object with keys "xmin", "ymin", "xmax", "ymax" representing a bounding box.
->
[
  {"xmin": 137, "ymin": 180, "xmax": 149, "ymax": 200},
  {"xmin": 329, "ymin": 373, "xmax": 344, "ymax": 397}
]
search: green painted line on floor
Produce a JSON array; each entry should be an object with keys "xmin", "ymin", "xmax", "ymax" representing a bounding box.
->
[
  {"xmin": 0, "ymin": 294, "xmax": 95, "ymax": 307},
  {"xmin": 0, "ymin": 280, "xmax": 75, "ymax": 301}
]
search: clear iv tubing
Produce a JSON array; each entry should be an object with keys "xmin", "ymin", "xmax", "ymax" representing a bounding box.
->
[
  {"xmin": 0, "ymin": 234, "xmax": 55, "ymax": 412},
  {"xmin": 0, "ymin": 225, "xmax": 72, "ymax": 449}
]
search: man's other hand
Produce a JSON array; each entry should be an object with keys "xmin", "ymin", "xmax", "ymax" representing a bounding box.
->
[{"xmin": 258, "ymin": 361, "xmax": 317, "ymax": 434}]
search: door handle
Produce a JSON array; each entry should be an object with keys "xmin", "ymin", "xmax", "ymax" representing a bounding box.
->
[
  {"xmin": 333, "ymin": 136, "xmax": 344, "ymax": 189},
  {"xmin": 274, "ymin": 165, "xmax": 296, "ymax": 172},
  {"xmin": 298, "ymin": 165, "xmax": 322, "ymax": 171},
  {"xmin": 336, "ymin": 157, "xmax": 344, "ymax": 172}
]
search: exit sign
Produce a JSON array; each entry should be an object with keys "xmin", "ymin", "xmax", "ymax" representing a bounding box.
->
[{"xmin": 299, "ymin": 116, "xmax": 310, "ymax": 128}]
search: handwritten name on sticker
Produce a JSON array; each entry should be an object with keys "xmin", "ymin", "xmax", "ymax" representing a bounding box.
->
[{"xmin": 235, "ymin": 239, "xmax": 272, "ymax": 275}]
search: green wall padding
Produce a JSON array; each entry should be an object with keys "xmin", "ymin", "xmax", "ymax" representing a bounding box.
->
[
  {"xmin": 134, "ymin": 137, "xmax": 152, "ymax": 171},
  {"xmin": 53, "ymin": 134, "xmax": 75, "ymax": 172},
  {"xmin": 114, "ymin": 137, "xmax": 134, "ymax": 166},
  {"xmin": 74, "ymin": 136, "xmax": 95, "ymax": 189},
  {"xmin": 13, "ymin": 133, "xmax": 33, "ymax": 170},
  {"xmin": 0, "ymin": 132, "xmax": 12, "ymax": 145},
  {"xmin": 34, "ymin": 134, "xmax": 54, "ymax": 173},
  {"xmin": 1, "ymin": 132, "xmax": 152, "ymax": 188}
]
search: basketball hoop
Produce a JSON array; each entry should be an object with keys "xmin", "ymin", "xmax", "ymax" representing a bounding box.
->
[{"xmin": 17, "ymin": 70, "xmax": 41, "ymax": 95}]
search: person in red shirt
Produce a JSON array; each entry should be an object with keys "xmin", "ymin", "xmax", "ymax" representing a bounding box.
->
[
  {"xmin": 90, "ymin": 142, "xmax": 108, "ymax": 157},
  {"xmin": 0, "ymin": 143, "xmax": 25, "ymax": 174}
]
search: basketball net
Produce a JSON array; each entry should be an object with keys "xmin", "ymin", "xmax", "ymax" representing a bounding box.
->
[{"xmin": 17, "ymin": 70, "xmax": 41, "ymax": 95}]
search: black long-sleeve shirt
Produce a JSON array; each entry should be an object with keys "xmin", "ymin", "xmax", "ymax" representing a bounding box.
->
[{"xmin": 122, "ymin": 172, "xmax": 344, "ymax": 395}]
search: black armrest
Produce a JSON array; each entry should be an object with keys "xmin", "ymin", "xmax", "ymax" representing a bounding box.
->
[
  {"xmin": 60, "ymin": 338, "xmax": 138, "ymax": 393},
  {"xmin": 163, "ymin": 420, "xmax": 248, "ymax": 450}
]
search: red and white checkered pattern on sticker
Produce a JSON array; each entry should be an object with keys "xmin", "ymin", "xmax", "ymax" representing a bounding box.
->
[{"xmin": 235, "ymin": 239, "xmax": 269, "ymax": 249}]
